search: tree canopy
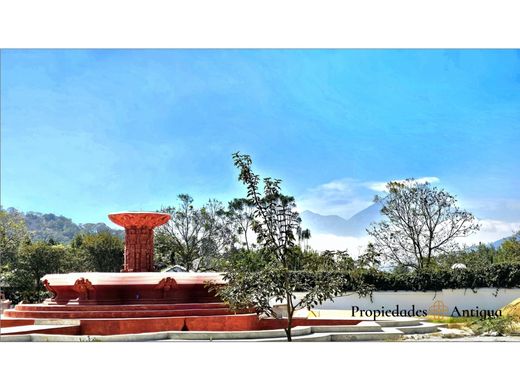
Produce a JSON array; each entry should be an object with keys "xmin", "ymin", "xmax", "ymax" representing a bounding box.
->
[
  {"xmin": 155, "ymin": 195, "xmax": 235, "ymax": 271},
  {"xmin": 367, "ymin": 179, "xmax": 480, "ymax": 270}
]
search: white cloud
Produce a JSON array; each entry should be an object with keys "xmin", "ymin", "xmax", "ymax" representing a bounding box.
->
[
  {"xmin": 320, "ymin": 180, "xmax": 351, "ymax": 192},
  {"xmin": 297, "ymin": 176, "xmax": 441, "ymax": 219},
  {"xmin": 457, "ymin": 219, "xmax": 520, "ymax": 246},
  {"xmin": 308, "ymin": 234, "xmax": 371, "ymax": 258},
  {"xmin": 296, "ymin": 178, "xmax": 374, "ymax": 219},
  {"xmin": 308, "ymin": 219, "xmax": 520, "ymax": 258},
  {"xmin": 458, "ymin": 197, "xmax": 520, "ymax": 222},
  {"xmin": 365, "ymin": 176, "xmax": 440, "ymax": 192}
]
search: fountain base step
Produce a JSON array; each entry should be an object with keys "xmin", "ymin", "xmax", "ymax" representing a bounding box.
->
[{"xmin": 2, "ymin": 302, "xmax": 363, "ymax": 336}]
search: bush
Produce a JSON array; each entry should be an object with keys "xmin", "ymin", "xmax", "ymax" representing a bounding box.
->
[
  {"xmin": 470, "ymin": 315, "xmax": 519, "ymax": 336},
  {"xmin": 290, "ymin": 262, "xmax": 520, "ymax": 293}
]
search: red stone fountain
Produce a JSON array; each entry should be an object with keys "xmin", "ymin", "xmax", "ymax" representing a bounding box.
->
[
  {"xmin": 35, "ymin": 212, "xmax": 225, "ymax": 306},
  {"xmin": 1, "ymin": 211, "xmax": 360, "ymax": 337}
]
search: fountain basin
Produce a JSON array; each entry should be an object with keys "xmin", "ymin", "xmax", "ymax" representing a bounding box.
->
[
  {"xmin": 108, "ymin": 212, "xmax": 171, "ymax": 228},
  {"xmin": 41, "ymin": 272, "xmax": 225, "ymax": 305}
]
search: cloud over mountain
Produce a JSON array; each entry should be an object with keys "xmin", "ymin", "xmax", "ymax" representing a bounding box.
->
[{"xmin": 365, "ymin": 176, "xmax": 440, "ymax": 192}]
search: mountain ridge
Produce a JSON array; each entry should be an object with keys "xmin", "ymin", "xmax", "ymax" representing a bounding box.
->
[
  {"xmin": 300, "ymin": 202, "xmax": 383, "ymax": 237},
  {"xmin": 4, "ymin": 207, "xmax": 123, "ymax": 243},
  {"xmin": 300, "ymin": 205, "xmax": 517, "ymax": 249}
]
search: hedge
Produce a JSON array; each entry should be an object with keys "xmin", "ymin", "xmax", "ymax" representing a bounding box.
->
[{"xmin": 292, "ymin": 262, "xmax": 520, "ymax": 293}]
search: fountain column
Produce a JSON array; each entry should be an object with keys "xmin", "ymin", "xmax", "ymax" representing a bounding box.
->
[{"xmin": 108, "ymin": 212, "xmax": 171, "ymax": 272}]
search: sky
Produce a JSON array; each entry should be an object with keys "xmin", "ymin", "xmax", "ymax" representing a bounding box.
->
[{"xmin": 1, "ymin": 49, "xmax": 520, "ymax": 248}]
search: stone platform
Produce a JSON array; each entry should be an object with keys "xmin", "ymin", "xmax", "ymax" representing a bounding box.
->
[
  {"xmin": 0, "ymin": 316, "xmax": 441, "ymax": 341},
  {"xmin": 1, "ymin": 302, "xmax": 364, "ymax": 336}
]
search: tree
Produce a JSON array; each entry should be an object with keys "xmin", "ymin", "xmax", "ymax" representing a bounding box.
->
[
  {"xmin": 0, "ymin": 208, "xmax": 29, "ymax": 266},
  {"xmin": 436, "ymin": 243, "xmax": 496, "ymax": 269},
  {"xmin": 73, "ymin": 232, "xmax": 124, "ymax": 272},
  {"xmin": 297, "ymin": 227, "xmax": 311, "ymax": 251},
  {"xmin": 226, "ymin": 198, "xmax": 255, "ymax": 250},
  {"xmin": 496, "ymin": 232, "xmax": 520, "ymax": 263},
  {"xmin": 6, "ymin": 241, "xmax": 67, "ymax": 302},
  {"xmin": 215, "ymin": 153, "xmax": 344, "ymax": 341},
  {"xmin": 357, "ymin": 243, "xmax": 381, "ymax": 269},
  {"xmin": 367, "ymin": 179, "xmax": 479, "ymax": 270},
  {"xmin": 155, "ymin": 195, "xmax": 235, "ymax": 271}
]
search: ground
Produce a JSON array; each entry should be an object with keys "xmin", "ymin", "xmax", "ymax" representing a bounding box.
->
[{"xmin": 403, "ymin": 327, "xmax": 520, "ymax": 341}]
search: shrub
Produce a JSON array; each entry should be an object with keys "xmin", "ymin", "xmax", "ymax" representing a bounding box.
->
[
  {"xmin": 291, "ymin": 262, "xmax": 520, "ymax": 293},
  {"xmin": 470, "ymin": 315, "xmax": 519, "ymax": 336}
]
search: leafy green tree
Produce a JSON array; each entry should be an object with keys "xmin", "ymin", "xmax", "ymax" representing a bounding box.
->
[
  {"xmin": 61, "ymin": 234, "xmax": 96, "ymax": 272},
  {"xmin": 215, "ymin": 248, "xmax": 271, "ymax": 272},
  {"xmin": 0, "ymin": 208, "xmax": 29, "ymax": 266},
  {"xmin": 74, "ymin": 232, "xmax": 124, "ymax": 272},
  {"xmin": 496, "ymin": 232, "xmax": 520, "ymax": 263},
  {"xmin": 155, "ymin": 195, "xmax": 235, "ymax": 271},
  {"xmin": 216, "ymin": 153, "xmax": 344, "ymax": 341},
  {"xmin": 357, "ymin": 243, "xmax": 381, "ymax": 269},
  {"xmin": 436, "ymin": 243, "xmax": 496, "ymax": 269},
  {"xmin": 5, "ymin": 241, "xmax": 66, "ymax": 302},
  {"xmin": 367, "ymin": 180, "xmax": 479, "ymax": 270}
]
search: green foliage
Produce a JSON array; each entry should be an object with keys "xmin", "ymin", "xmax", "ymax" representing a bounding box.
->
[
  {"xmin": 216, "ymin": 254, "xmax": 346, "ymax": 315},
  {"xmin": 496, "ymin": 233, "xmax": 520, "ymax": 264},
  {"xmin": 356, "ymin": 243, "xmax": 381, "ymax": 269},
  {"xmin": 73, "ymin": 232, "xmax": 124, "ymax": 272},
  {"xmin": 215, "ymin": 153, "xmax": 345, "ymax": 341},
  {"xmin": 437, "ymin": 243, "xmax": 496, "ymax": 269},
  {"xmin": 435, "ymin": 235, "xmax": 520, "ymax": 271},
  {"xmin": 215, "ymin": 248, "xmax": 273, "ymax": 272},
  {"xmin": 1, "ymin": 231, "xmax": 123, "ymax": 303},
  {"xmin": 295, "ymin": 262, "xmax": 520, "ymax": 293},
  {"xmin": 155, "ymin": 195, "xmax": 235, "ymax": 271},
  {"xmin": 304, "ymin": 249, "xmax": 355, "ymax": 271},
  {"xmin": 470, "ymin": 315, "xmax": 519, "ymax": 336},
  {"xmin": 4, "ymin": 241, "xmax": 67, "ymax": 302},
  {"xmin": 0, "ymin": 208, "xmax": 30, "ymax": 266}
]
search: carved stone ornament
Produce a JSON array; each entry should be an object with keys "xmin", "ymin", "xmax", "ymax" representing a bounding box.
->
[
  {"xmin": 72, "ymin": 278, "xmax": 94, "ymax": 293},
  {"xmin": 155, "ymin": 277, "xmax": 178, "ymax": 291},
  {"xmin": 42, "ymin": 279, "xmax": 58, "ymax": 299}
]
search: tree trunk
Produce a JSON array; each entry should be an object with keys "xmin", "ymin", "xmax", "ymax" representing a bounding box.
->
[
  {"xmin": 244, "ymin": 233, "xmax": 249, "ymax": 251},
  {"xmin": 285, "ymin": 297, "xmax": 293, "ymax": 342},
  {"xmin": 285, "ymin": 316, "xmax": 293, "ymax": 342}
]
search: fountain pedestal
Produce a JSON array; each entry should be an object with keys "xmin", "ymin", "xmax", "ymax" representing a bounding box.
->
[{"xmin": 108, "ymin": 212, "xmax": 170, "ymax": 272}]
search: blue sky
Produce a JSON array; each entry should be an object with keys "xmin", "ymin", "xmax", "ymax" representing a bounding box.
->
[{"xmin": 2, "ymin": 50, "xmax": 520, "ymax": 239}]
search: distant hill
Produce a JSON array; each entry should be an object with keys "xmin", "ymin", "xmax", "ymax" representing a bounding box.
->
[
  {"xmin": 300, "ymin": 202, "xmax": 384, "ymax": 237},
  {"xmin": 4, "ymin": 207, "xmax": 124, "ymax": 243}
]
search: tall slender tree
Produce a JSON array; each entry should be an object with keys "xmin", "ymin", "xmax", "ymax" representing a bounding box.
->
[
  {"xmin": 227, "ymin": 198, "xmax": 255, "ymax": 250},
  {"xmin": 216, "ymin": 153, "xmax": 343, "ymax": 341}
]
